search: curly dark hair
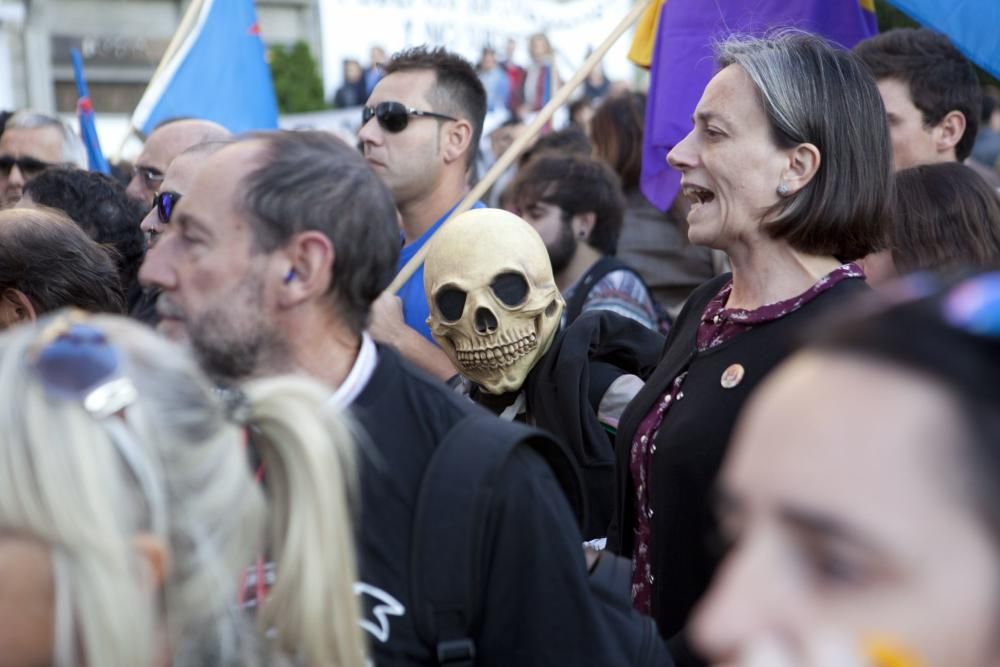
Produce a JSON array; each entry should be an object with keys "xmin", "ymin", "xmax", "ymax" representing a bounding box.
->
[{"xmin": 24, "ymin": 168, "xmax": 147, "ymax": 294}]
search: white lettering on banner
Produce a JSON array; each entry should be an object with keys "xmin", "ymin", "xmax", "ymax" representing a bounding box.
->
[
  {"xmin": 317, "ymin": 0, "xmax": 635, "ymax": 98},
  {"xmin": 355, "ymin": 581, "xmax": 406, "ymax": 644}
]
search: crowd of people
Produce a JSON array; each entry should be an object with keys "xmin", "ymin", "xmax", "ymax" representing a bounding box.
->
[{"xmin": 0, "ymin": 21, "xmax": 999, "ymax": 667}]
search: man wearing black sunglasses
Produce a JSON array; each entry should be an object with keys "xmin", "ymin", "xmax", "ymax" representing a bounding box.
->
[
  {"xmin": 125, "ymin": 118, "xmax": 231, "ymax": 206},
  {"xmin": 359, "ymin": 46, "xmax": 487, "ymax": 381},
  {"xmin": 0, "ymin": 111, "xmax": 85, "ymax": 208}
]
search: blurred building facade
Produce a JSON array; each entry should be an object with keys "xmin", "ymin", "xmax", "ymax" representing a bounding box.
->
[{"xmin": 0, "ymin": 0, "xmax": 321, "ymax": 115}]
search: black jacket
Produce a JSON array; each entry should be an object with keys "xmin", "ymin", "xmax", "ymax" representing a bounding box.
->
[
  {"xmin": 524, "ymin": 310, "xmax": 664, "ymax": 539},
  {"xmin": 354, "ymin": 346, "xmax": 672, "ymax": 666},
  {"xmin": 607, "ymin": 273, "xmax": 869, "ymax": 664}
]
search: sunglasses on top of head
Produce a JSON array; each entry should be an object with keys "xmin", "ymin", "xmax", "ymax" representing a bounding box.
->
[
  {"xmin": 0, "ymin": 155, "xmax": 58, "ymax": 178},
  {"xmin": 362, "ymin": 101, "xmax": 458, "ymax": 134},
  {"xmin": 151, "ymin": 191, "xmax": 181, "ymax": 225}
]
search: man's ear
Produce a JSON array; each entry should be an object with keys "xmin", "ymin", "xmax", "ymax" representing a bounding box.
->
[
  {"xmin": 133, "ymin": 533, "xmax": 170, "ymax": 589},
  {"xmin": 278, "ymin": 231, "xmax": 334, "ymax": 308},
  {"xmin": 933, "ymin": 110, "xmax": 967, "ymax": 157},
  {"xmin": 441, "ymin": 119, "xmax": 475, "ymax": 166},
  {"xmin": 571, "ymin": 212, "xmax": 597, "ymax": 242},
  {"xmin": 0, "ymin": 288, "xmax": 36, "ymax": 327},
  {"xmin": 781, "ymin": 142, "xmax": 822, "ymax": 196}
]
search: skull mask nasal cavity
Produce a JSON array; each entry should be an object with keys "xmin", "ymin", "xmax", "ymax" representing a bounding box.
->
[{"xmin": 424, "ymin": 209, "xmax": 565, "ymax": 395}]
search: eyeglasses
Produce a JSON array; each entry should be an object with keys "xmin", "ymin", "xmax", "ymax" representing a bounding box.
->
[
  {"xmin": 133, "ymin": 165, "xmax": 165, "ymax": 191},
  {"xmin": 152, "ymin": 191, "xmax": 181, "ymax": 225},
  {"xmin": 0, "ymin": 155, "xmax": 57, "ymax": 178},
  {"xmin": 361, "ymin": 101, "xmax": 458, "ymax": 133}
]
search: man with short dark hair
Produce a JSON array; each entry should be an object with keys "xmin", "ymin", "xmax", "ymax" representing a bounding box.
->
[
  {"xmin": 138, "ymin": 130, "xmax": 669, "ymax": 666},
  {"xmin": 0, "ymin": 208, "xmax": 125, "ymax": 328},
  {"xmin": 511, "ymin": 153, "xmax": 660, "ymax": 330},
  {"xmin": 854, "ymin": 28, "xmax": 983, "ymax": 283},
  {"xmin": 360, "ymin": 46, "xmax": 487, "ymax": 379},
  {"xmin": 126, "ymin": 118, "xmax": 231, "ymax": 206},
  {"xmin": 0, "ymin": 111, "xmax": 86, "ymax": 208},
  {"xmin": 854, "ymin": 28, "xmax": 981, "ymax": 170}
]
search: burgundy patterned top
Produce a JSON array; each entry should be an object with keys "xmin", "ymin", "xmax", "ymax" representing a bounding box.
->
[{"xmin": 629, "ymin": 263, "xmax": 865, "ymax": 613}]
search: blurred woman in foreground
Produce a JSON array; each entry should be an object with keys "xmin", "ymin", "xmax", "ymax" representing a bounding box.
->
[{"xmin": 696, "ymin": 273, "xmax": 1000, "ymax": 667}]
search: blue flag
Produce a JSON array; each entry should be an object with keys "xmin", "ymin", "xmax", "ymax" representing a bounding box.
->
[
  {"xmin": 131, "ymin": 0, "xmax": 279, "ymax": 135},
  {"xmin": 638, "ymin": 0, "xmax": 877, "ymax": 212},
  {"xmin": 71, "ymin": 48, "xmax": 111, "ymax": 174},
  {"xmin": 887, "ymin": 0, "xmax": 1000, "ymax": 79}
]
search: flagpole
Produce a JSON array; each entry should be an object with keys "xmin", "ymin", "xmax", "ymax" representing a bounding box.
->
[
  {"xmin": 385, "ymin": 0, "xmax": 655, "ymax": 296},
  {"xmin": 114, "ymin": 0, "xmax": 208, "ymax": 160},
  {"xmin": 153, "ymin": 0, "xmax": 206, "ymax": 83}
]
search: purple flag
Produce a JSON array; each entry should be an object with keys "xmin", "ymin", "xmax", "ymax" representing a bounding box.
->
[{"xmin": 641, "ymin": 0, "xmax": 878, "ymax": 211}]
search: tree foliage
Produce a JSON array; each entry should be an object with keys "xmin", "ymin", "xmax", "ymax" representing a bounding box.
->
[{"xmin": 270, "ymin": 41, "xmax": 327, "ymax": 113}]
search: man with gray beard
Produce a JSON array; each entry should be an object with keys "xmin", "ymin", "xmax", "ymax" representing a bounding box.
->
[{"xmin": 138, "ymin": 130, "xmax": 670, "ymax": 667}]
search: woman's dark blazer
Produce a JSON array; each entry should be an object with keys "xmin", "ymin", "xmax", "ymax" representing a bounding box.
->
[{"xmin": 607, "ymin": 272, "xmax": 869, "ymax": 662}]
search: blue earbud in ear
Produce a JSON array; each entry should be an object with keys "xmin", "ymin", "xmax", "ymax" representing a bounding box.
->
[{"xmin": 283, "ymin": 268, "xmax": 296, "ymax": 284}]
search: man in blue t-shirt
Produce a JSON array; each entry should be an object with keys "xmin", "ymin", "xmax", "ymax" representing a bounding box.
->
[{"xmin": 360, "ymin": 46, "xmax": 487, "ymax": 381}]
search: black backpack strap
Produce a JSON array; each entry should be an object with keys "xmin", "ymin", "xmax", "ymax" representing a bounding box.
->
[
  {"xmin": 565, "ymin": 257, "xmax": 632, "ymax": 325},
  {"xmin": 411, "ymin": 413, "xmax": 584, "ymax": 665}
]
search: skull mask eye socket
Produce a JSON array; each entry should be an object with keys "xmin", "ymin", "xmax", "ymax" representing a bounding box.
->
[
  {"xmin": 491, "ymin": 272, "xmax": 529, "ymax": 308},
  {"xmin": 435, "ymin": 287, "xmax": 468, "ymax": 322}
]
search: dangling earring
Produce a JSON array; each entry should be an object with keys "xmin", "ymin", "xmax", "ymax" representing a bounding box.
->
[{"xmin": 776, "ymin": 182, "xmax": 790, "ymax": 197}]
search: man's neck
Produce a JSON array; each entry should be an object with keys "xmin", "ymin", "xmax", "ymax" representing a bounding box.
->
[
  {"xmin": 253, "ymin": 310, "xmax": 362, "ymax": 392},
  {"xmin": 556, "ymin": 244, "xmax": 602, "ymax": 292},
  {"xmin": 398, "ymin": 172, "xmax": 469, "ymax": 246}
]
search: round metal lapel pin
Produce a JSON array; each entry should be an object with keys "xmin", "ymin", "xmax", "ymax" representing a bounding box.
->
[{"xmin": 720, "ymin": 363, "xmax": 745, "ymax": 389}]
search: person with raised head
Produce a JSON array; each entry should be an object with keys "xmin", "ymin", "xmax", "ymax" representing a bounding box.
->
[
  {"xmin": 509, "ymin": 152, "xmax": 661, "ymax": 330},
  {"xmin": 693, "ymin": 272, "xmax": 1000, "ymax": 667},
  {"xmin": 0, "ymin": 208, "xmax": 125, "ymax": 328},
  {"xmin": 125, "ymin": 118, "xmax": 231, "ymax": 206},
  {"xmin": 0, "ymin": 311, "xmax": 365, "ymax": 667},
  {"xmin": 359, "ymin": 46, "xmax": 486, "ymax": 380},
  {"xmin": 139, "ymin": 129, "xmax": 671, "ymax": 666},
  {"xmin": 20, "ymin": 167, "xmax": 147, "ymax": 314},
  {"xmin": 0, "ymin": 111, "xmax": 86, "ymax": 208},
  {"xmin": 890, "ymin": 162, "xmax": 1000, "ymax": 278},
  {"xmin": 606, "ymin": 33, "xmax": 890, "ymax": 666}
]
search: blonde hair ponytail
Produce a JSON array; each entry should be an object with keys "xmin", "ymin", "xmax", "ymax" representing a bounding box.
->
[{"xmin": 243, "ymin": 376, "xmax": 366, "ymax": 667}]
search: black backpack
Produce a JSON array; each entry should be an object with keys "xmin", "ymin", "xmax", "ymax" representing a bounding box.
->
[{"xmin": 409, "ymin": 413, "xmax": 671, "ymax": 666}]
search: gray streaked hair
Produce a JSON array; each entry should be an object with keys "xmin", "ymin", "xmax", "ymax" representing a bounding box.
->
[
  {"xmin": 715, "ymin": 32, "xmax": 891, "ymax": 260},
  {"xmin": 5, "ymin": 110, "xmax": 87, "ymax": 167}
]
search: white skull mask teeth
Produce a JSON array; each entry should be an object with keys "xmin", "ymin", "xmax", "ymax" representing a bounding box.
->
[{"xmin": 424, "ymin": 209, "xmax": 564, "ymax": 395}]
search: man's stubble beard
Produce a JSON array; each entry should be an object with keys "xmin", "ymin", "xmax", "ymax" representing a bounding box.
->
[{"xmin": 188, "ymin": 270, "xmax": 293, "ymax": 386}]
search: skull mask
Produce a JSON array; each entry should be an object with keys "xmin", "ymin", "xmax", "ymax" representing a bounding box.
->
[{"xmin": 425, "ymin": 208, "xmax": 564, "ymax": 395}]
